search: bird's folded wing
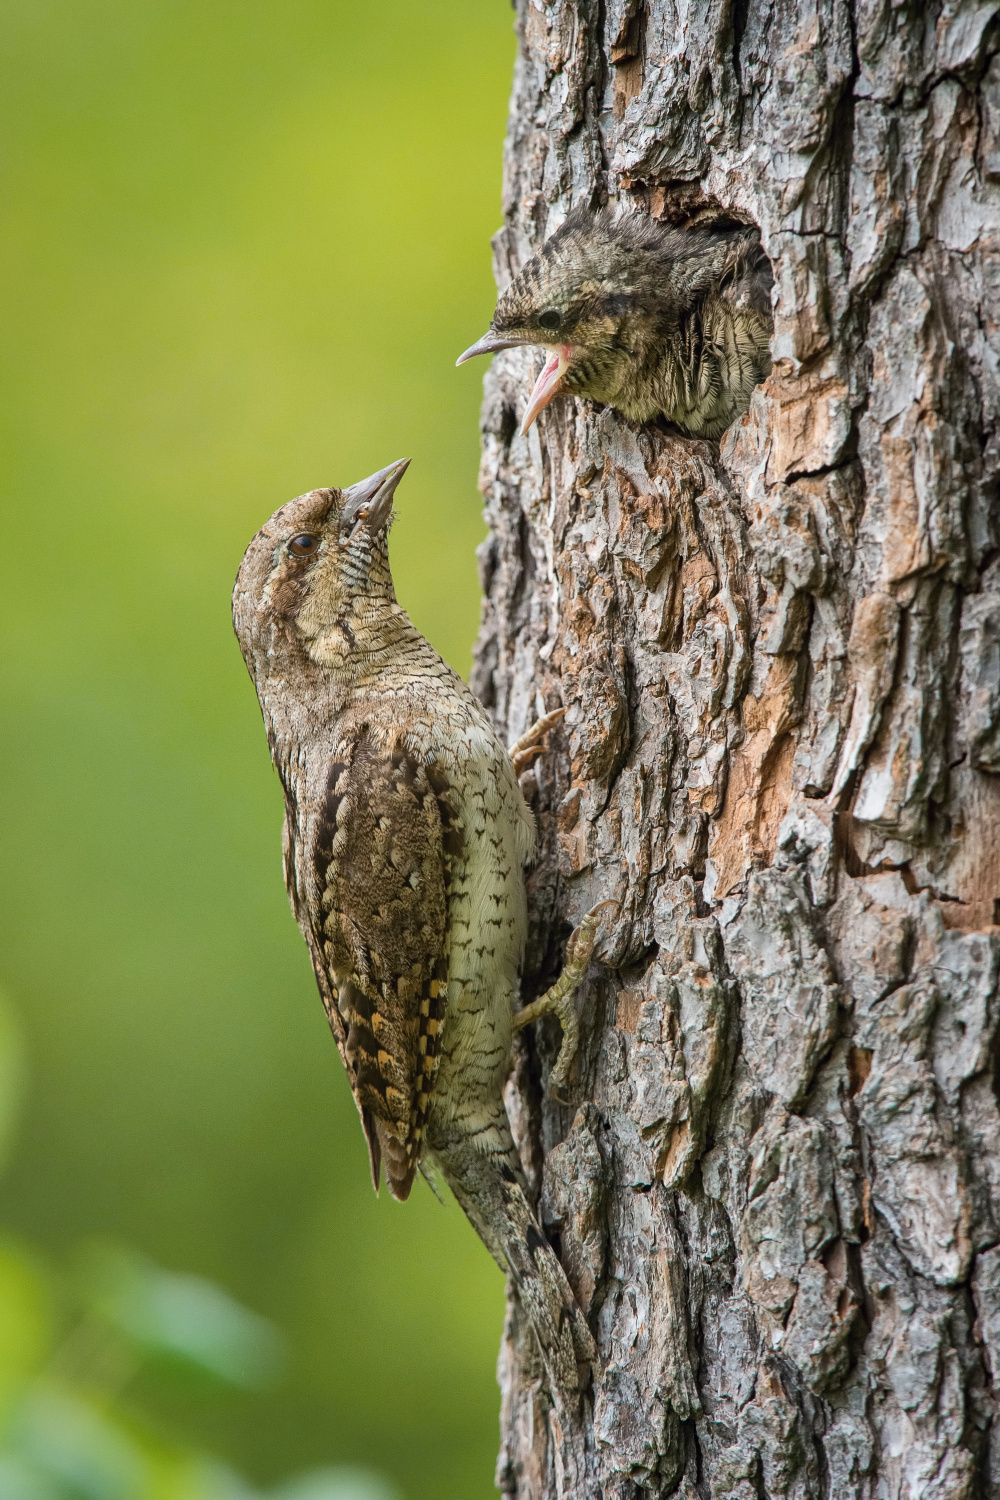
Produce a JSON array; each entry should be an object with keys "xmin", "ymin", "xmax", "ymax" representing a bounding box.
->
[{"xmin": 307, "ymin": 733, "xmax": 456, "ymax": 1200}]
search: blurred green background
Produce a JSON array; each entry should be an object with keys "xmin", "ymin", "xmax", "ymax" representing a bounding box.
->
[{"xmin": 0, "ymin": 3, "xmax": 515, "ymax": 1497}]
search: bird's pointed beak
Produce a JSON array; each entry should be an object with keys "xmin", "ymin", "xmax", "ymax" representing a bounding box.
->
[
  {"xmin": 519, "ymin": 350, "xmax": 569, "ymax": 435},
  {"xmin": 455, "ymin": 331, "xmax": 529, "ymax": 367},
  {"xmin": 339, "ymin": 457, "xmax": 411, "ymax": 543}
]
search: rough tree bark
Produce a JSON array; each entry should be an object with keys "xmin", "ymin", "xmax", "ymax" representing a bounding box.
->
[{"xmin": 469, "ymin": 2, "xmax": 1000, "ymax": 1495}]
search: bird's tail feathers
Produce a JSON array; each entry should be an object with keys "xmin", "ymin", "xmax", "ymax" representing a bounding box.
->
[{"xmin": 429, "ymin": 1127, "xmax": 596, "ymax": 1405}]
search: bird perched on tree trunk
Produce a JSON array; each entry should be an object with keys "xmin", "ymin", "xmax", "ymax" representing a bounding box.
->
[
  {"xmin": 457, "ymin": 202, "xmax": 773, "ymax": 440},
  {"xmin": 232, "ymin": 458, "xmax": 604, "ymax": 1401}
]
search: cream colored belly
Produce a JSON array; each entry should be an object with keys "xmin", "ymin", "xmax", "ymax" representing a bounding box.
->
[{"xmin": 427, "ymin": 747, "xmax": 531, "ymax": 1143}]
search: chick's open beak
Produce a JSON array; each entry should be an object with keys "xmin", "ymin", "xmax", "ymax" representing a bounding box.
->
[
  {"xmin": 455, "ymin": 331, "xmax": 528, "ymax": 366},
  {"xmin": 519, "ymin": 349, "xmax": 569, "ymax": 435},
  {"xmin": 339, "ymin": 457, "xmax": 411, "ymax": 543}
]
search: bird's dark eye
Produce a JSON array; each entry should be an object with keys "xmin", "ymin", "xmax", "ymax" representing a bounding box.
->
[
  {"xmin": 538, "ymin": 309, "xmax": 561, "ymax": 331},
  {"xmin": 288, "ymin": 533, "xmax": 320, "ymax": 557}
]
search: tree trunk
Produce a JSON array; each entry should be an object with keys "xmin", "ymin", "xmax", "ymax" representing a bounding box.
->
[{"xmin": 470, "ymin": 2, "xmax": 1000, "ymax": 1495}]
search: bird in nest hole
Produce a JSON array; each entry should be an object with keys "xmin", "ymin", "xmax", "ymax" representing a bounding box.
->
[
  {"xmin": 457, "ymin": 202, "xmax": 773, "ymax": 441},
  {"xmin": 232, "ymin": 456, "xmax": 613, "ymax": 1402}
]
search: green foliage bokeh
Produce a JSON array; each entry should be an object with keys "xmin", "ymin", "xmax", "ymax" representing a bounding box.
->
[{"xmin": 0, "ymin": 3, "xmax": 515, "ymax": 1497}]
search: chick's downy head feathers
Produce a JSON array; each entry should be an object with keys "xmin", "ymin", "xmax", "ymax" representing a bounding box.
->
[
  {"xmin": 232, "ymin": 457, "xmax": 410, "ymax": 674},
  {"xmin": 457, "ymin": 203, "xmax": 773, "ymax": 438}
]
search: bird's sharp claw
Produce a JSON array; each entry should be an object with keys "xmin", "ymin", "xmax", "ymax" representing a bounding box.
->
[
  {"xmin": 514, "ymin": 899, "xmax": 617, "ymax": 1100},
  {"xmin": 569, "ymin": 900, "xmax": 619, "ymax": 949},
  {"xmin": 509, "ymin": 706, "xmax": 566, "ymax": 776},
  {"xmin": 513, "ymin": 745, "xmax": 543, "ymax": 775}
]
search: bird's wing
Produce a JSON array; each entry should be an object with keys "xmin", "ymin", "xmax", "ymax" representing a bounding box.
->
[{"xmin": 302, "ymin": 732, "xmax": 459, "ymax": 1201}]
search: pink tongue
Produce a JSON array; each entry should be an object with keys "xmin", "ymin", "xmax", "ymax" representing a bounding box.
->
[
  {"xmin": 537, "ymin": 351, "xmax": 562, "ymax": 390},
  {"xmin": 520, "ymin": 351, "xmax": 567, "ymax": 434}
]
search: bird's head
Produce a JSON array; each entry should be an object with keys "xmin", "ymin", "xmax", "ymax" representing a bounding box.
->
[
  {"xmin": 232, "ymin": 457, "xmax": 410, "ymax": 681},
  {"xmin": 457, "ymin": 204, "xmax": 668, "ymax": 433}
]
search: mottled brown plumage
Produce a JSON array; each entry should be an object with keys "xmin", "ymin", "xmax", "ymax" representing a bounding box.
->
[
  {"xmin": 458, "ymin": 202, "xmax": 773, "ymax": 439},
  {"xmin": 317, "ymin": 736, "xmax": 453, "ymax": 1197},
  {"xmin": 232, "ymin": 459, "xmax": 601, "ymax": 1399}
]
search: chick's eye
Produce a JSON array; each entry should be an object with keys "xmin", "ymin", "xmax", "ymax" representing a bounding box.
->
[
  {"xmin": 289, "ymin": 533, "xmax": 320, "ymax": 557},
  {"xmin": 538, "ymin": 309, "xmax": 561, "ymax": 331}
]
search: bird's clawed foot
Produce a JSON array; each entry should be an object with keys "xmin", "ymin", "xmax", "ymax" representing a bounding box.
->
[
  {"xmin": 512, "ymin": 901, "xmax": 618, "ymax": 1099},
  {"xmin": 509, "ymin": 707, "xmax": 566, "ymax": 778}
]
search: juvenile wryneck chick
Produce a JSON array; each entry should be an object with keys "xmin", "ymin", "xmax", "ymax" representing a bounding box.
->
[{"xmin": 458, "ymin": 202, "xmax": 773, "ymax": 440}]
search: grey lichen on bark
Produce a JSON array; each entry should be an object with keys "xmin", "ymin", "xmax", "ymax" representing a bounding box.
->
[{"xmin": 470, "ymin": 0, "xmax": 1000, "ymax": 1495}]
